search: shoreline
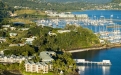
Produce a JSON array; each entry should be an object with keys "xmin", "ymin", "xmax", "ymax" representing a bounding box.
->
[{"xmin": 68, "ymin": 44, "xmax": 121, "ymax": 53}]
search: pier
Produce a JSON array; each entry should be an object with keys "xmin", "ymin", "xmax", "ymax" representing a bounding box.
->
[{"xmin": 74, "ymin": 59, "xmax": 111, "ymax": 66}]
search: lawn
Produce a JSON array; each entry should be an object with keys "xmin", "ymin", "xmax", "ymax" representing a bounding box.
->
[
  {"xmin": 10, "ymin": 18, "xmax": 33, "ymax": 24},
  {"xmin": 22, "ymin": 72, "xmax": 54, "ymax": 75}
]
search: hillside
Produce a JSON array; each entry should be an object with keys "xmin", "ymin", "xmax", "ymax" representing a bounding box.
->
[{"xmin": 0, "ymin": 1, "xmax": 11, "ymax": 22}]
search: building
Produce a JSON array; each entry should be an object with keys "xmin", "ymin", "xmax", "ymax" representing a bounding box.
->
[
  {"xmin": 39, "ymin": 51, "xmax": 55, "ymax": 62},
  {"xmin": 19, "ymin": 28, "xmax": 29, "ymax": 31},
  {"xmin": 25, "ymin": 38, "xmax": 35, "ymax": 45},
  {"xmin": 57, "ymin": 30, "xmax": 70, "ymax": 33},
  {"xmin": 9, "ymin": 43, "xmax": 25, "ymax": 47},
  {"xmin": 25, "ymin": 61, "xmax": 53, "ymax": 73},
  {"xmin": 25, "ymin": 51, "xmax": 55, "ymax": 73},
  {"xmin": 75, "ymin": 14, "xmax": 88, "ymax": 18},
  {"xmin": 0, "ymin": 54, "xmax": 27, "ymax": 63},
  {"xmin": 9, "ymin": 33, "xmax": 18, "ymax": 37},
  {"xmin": 10, "ymin": 27, "xmax": 16, "ymax": 30},
  {"xmin": 0, "ymin": 37, "xmax": 6, "ymax": 43},
  {"xmin": 2, "ymin": 25, "xmax": 10, "ymax": 28},
  {"xmin": 48, "ymin": 31, "xmax": 57, "ymax": 36}
]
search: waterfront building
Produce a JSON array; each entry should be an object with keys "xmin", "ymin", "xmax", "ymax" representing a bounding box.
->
[{"xmin": 75, "ymin": 14, "xmax": 88, "ymax": 18}]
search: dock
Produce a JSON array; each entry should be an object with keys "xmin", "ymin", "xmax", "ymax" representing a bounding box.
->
[{"xmin": 74, "ymin": 59, "xmax": 111, "ymax": 66}]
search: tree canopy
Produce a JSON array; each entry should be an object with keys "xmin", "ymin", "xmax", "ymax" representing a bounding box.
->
[{"xmin": 0, "ymin": 1, "xmax": 10, "ymax": 22}]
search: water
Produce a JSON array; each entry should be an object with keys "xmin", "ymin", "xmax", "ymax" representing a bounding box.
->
[{"xmin": 72, "ymin": 48, "xmax": 121, "ymax": 75}]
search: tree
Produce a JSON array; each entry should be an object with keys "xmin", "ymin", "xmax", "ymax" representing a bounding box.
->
[
  {"xmin": 19, "ymin": 61, "xmax": 25, "ymax": 71},
  {"xmin": 0, "ymin": 1, "xmax": 10, "ymax": 22},
  {"xmin": 53, "ymin": 52, "xmax": 76, "ymax": 74}
]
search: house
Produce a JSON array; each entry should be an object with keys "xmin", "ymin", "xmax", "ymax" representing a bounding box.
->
[
  {"xmin": 25, "ymin": 61, "xmax": 50, "ymax": 73},
  {"xmin": 2, "ymin": 25, "xmax": 10, "ymax": 28},
  {"xmin": 39, "ymin": 51, "xmax": 55, "ymax": 62},
  {"xmin": 99, "ymin": 39, "xmax": 105, "ymax": 44},
  {"xmin": 9, "ymin": 44, "xmax": 19, "ymax": 47},
  {"xmin": 0, "ymin": 54, "xmax": 27, "ymax": 63},
  {"xmin": 19, "ymin": 28, "xmax": 29, "ymax": 31},
  {"xmin": 25, "ymin": 38, "xmax": 35, "ymax": 45},
  {"xmin": 48, "ymin": 31, "xmax": 57, "ymax": 36},
  {"xmin": 9, "ymin": 43, "xmax": 25, "ymax": 47},
  {"xmin": 2, "ymin": 25, "xmax": 11, "ymax": 30},
  {"xmin": 9, "ymin": 33, "xmax": 18, "ymax": 37},
  {"xmin": 57, "ymin": 30, "xmax": 70, "ymax": 33},
  {"xmin": 0, "ymin": 37, "xmax": 6, "ymax": 43},
  {"xmin": 24, "ymin": 36, "xmax": 37, "ymax": 45},
  {"xmin": 10, "ymin": 27, "xmax": 16, "ymax": 30},
  {"xmin": 75, "ymin": 14, "xmax": 88, "ymax": 18}
]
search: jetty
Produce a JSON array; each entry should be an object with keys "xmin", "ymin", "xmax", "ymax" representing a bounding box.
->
[{"xmin": 74, "ymin": 59, "xmax": 111, "ymax": 66}]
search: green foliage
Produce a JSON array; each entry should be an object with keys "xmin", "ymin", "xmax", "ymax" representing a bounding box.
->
[
  {"xmin": 2, "ymin": 0, "xmax": 99, "ymax": 12},
  {"xmin": 53, "ymin": 52, "xmax": 76, "ymax": 74},
  {"xmin": 32, "ymin": 25, "xmax": 99, "ymax": 51},
  {"xmin": 19, "ymin": 61, "xmax": 25, "ymax": 71},
  {"xmin": 0, "ymin": 63, "xmax": 19, "ymax": 70},
  {"xmin": 31, "ymin": 54, "xmax": 41, "ymax": 62},
  {"xmin": 0, "ymin": 1, "xmax": 11, "ymax": 23},
  {"xmin": 4, "ymin": 45, "xmax": 35, "ymax": 56},
  {"xmin": 0, "ymin": 42, "xmax": 9, "ymax": 49}
]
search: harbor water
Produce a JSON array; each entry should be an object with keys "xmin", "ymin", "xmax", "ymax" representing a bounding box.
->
[{"xmin": 72, "ymin": 48, "xmax": 121, "ymax": 75}]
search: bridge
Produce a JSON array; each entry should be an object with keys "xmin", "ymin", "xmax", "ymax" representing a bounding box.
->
[{"xmin": 74, "ymin": 59, "xmax": 111, "ymax": 66}]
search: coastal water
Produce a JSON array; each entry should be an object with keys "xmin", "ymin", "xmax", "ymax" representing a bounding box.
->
[{"xmin": 72, "ymin": 48, "xmax": 121, "ymax": 75}]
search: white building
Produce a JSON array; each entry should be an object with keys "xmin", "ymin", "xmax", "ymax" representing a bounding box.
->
[
  {"xmin": 25, "ymin": 61, "xmax": 51, "ymax": 73},
  {"xmin": 9, "ymin": 33, "xmax": 18, "ymax": 37},
  {"xmin": 57, "ymin": 30, "xmax": 71, "ymax": 33},
  {"xmin": 0, "ymin": 55, "xmax": 27, "ymax": 63},
  {"xmin": 0, "ymin": 37, "xmax": 6, "ymax": 43},
  {"xmin": 76, "ymin": 14, "xmax": 88, "ymax": 18},
  {"xmin": 2, "ymin": 25, "xmax": 10, "ymax": 28}
]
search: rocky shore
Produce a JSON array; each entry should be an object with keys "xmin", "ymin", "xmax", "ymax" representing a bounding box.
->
[{"xmin": 68, "ymin": 44, "xmax": 121, "ymax": 53}]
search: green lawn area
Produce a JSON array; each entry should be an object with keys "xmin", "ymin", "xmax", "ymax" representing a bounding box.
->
[
  {"xmin": 22, "ymin": 72, "xmax": 54, "ymax": 75},
  {"xmin": 10, "ymin": 18, "xmax": 33, "ymax": 24}
]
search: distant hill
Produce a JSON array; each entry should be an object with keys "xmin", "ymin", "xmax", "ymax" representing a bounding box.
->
[
  {"xmin": 41, "ymin": 0, "xmax": 112, "ymax": 3},
  {"xmin": 111, "ymin": 0, "xmax": 121, "ymax": 3}
]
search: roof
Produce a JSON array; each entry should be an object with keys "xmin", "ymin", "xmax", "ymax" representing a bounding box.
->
[{"xmin": 39, "ymin": 51, "xmax": 54, "ymax": 62}]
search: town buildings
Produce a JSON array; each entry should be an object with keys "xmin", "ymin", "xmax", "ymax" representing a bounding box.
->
[
  {"xmin": 0, "ymin": 54, "xmax": 27, "ymax": 63},
  {"xmin": 0, "ymin": 51, "xmax": 55, "ymax": 74}
]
